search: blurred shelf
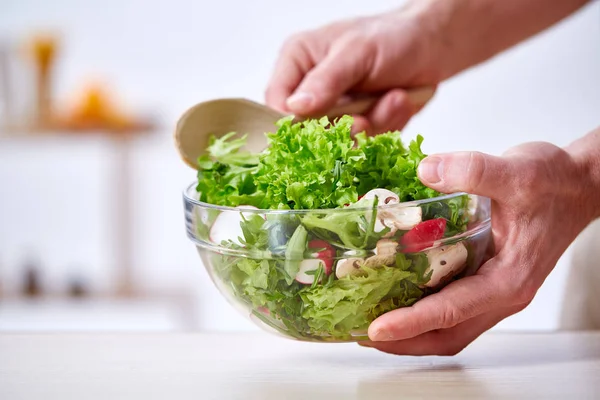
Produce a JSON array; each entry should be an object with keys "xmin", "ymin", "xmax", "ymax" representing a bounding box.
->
[
  {"xmin": 0, "ymin": 296, "xmax": 195, "ymax": 332},
  {"xmin": 0, "ymin": 127, "xmax": 158, "ymax": 299},
  {"xmin": 0, "ymin": 127, "xmax": 157, "ymax": 141}
]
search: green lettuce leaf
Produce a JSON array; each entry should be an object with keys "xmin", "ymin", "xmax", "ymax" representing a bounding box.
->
[
  {"xmin": 203, "ymin": 132, "xmax": 260, "ymax": 166},
  {"xmin": 255, "ymin": 116, "xmax": 360, "ymax": 209},
  {"xmin": 284, "ymin": 225, "xmax": 308, "ymax": 284},
  {"xmin": 299, "ymin": 197, "xmax": 385, "ymax": 250},
  {"xmin": 352, "ymin": 132, "xmax": 438, "ymax": 201},
  {"xmin": 212, "ymin": 238, "xmax": 431, "ymax": 340},
  {"xmin": 195, "ymin": 132, "xmax": 264, "ymax": 207},
  {"xmin": 299, "ymin": 262, "xmax": 424, "ymax": 339}
]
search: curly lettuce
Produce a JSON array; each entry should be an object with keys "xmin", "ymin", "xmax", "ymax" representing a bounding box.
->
[
  {"xmin": 214, "ymin": 248, "xmax": 428, "ymax": 341},
  {"xmin": 195, "ymin": 116, "xmax": 439, "ymax": 210},
  {"xmin": 299, "ymin": 259, "xmax": 424, "ymax": 339}
]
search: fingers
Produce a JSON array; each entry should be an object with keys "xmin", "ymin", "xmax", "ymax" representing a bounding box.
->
[
  {"xmin": 265, "ymin": 35, "xmax": 315, "ymax": 113},
  {"xmin": 361, "ymin": 303, "xmax": 524, "ymax": 356},
  {"xmin": 417, "ymin": 151, "xmax": 513, "ymax": 198},
  {"xmin": 349, "ymin": 88, "xmax": 425, "ymax": 135},
  {"xmin": 360, "ymin": 330, "xmax": 446, "ymax": 356},
  {"xmin": 350, "ymin": 114, "xmax": 371, "ymax": 135},
  {"xmin": 365, "ymin": 89, "xmax": 415, "ymax": 133},
  {"xmin": 368, "ymin": 264, "xmax": 504, "ymax": 342},
  {"xmin": 286, "ymin": 38, "xmax": 375, "ymax": 116}
]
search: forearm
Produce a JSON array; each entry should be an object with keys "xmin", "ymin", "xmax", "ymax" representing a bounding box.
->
[
  {"xmin": 409, "ymin": 0, "xmax": 592, "ymax": 79},
  {"xmin": 566, "ymin": 127, "xmax": 600, "ymax": 221}
]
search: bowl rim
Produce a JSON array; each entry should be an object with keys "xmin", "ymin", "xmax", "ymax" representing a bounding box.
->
[{"xmin": 183, "ymin": 182, "xmax": 477, "ymax": 214}]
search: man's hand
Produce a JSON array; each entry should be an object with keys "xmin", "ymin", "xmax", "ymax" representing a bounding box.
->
[
  {"xmin": 265, "ymin": 0, "xmax": 590, "ymax": 134},
  {"xmin": 360, "ymin": 127, "xmax": 600, "ymax": 356},
  {"xmin": 265, "ymin": 4, "xmax": 445, "ymax": 134}
]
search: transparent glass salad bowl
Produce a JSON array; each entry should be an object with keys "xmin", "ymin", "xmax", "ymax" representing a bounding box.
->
[{"xmin": 183, "ymin": 183, "xmax": 493, "ymax": 342}]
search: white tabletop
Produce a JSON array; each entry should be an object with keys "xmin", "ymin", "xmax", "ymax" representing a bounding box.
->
[{"xmin": 1, "ymin": 332, "xmax": 599, "ymax": 399}]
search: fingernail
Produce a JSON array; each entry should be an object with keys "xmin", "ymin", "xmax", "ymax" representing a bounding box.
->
[
  {"xmin": 286, "ymin": 92, "xmax": 314, "ymax": 111},
  {"xmin": 418, "ymin": 156, "xmax": 443, "ymax": 184}
]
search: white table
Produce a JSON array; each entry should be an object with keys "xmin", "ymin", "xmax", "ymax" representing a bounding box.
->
[{"xmin": 1, "ymin": 332, "xmax": 599, "ymax": 399}]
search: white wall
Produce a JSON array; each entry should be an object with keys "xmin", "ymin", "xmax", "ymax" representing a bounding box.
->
[{"xmin": 1, "ymin": 0, "xmax": 599, "ymax": 331}]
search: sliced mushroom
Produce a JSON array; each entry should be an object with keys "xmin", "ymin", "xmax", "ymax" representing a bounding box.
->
[
  {"xmin": 361, "ymin": 189, "xmax": 423, "ymax": 235},
  {"xmin": 374, "ymin": 239, "xmax": 398, "ymax": 256},
  {"xmin": 363, "ymin": 253, "xmax": 396, "ymax": 268},
  {"xmin": 335, "ymin": 258, "xmax": 364, "ymax": 279},
  {"xmin": 423, "ymin": 242, "xmax": 468, "ymax": 288},
  {"xmin": 361, "ymin": 189, "xmax": 398, "ymax": 233},
  {"xmin": 380, "ymin": 206, "xmax": 422, "ymax": 231},
  {"xmin": 362, "ymin": 188, "xmax": 400, "ymax": 205},
  {"xmin": 363, "ymin": 240, "xmax": 399, "ymax": 267}
]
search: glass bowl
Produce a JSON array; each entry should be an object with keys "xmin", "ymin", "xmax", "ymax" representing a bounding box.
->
[{"xmin": 183, "ymin": 183, "xmax": 492, "ymax": 342}]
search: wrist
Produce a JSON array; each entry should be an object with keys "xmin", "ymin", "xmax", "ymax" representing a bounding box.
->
[
  {"xmin": 402, "ymin": 0, "xmax": 495, "ymax": 79},
  {"xmin": 566, "ymin": 128, "xmax": 600, "ymax": 221},
  {"xmin": 405, "ymin": 0, "xmax": 591, "ymax": 80},
  {"xmin": 398, "ymin": 0, "xmax": 458, "ymax": 80}
]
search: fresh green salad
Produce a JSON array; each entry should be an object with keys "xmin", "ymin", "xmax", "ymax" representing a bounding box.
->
[{"xmin": 194, "ymin": 116, "xmax": 473, "ymax": 341}]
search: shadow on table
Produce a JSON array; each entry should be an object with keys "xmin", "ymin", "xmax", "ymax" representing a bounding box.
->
[
  {"xmin": 298, "ymin": 332, "xmax": 600, "ymax": 369},
  {"xmin": 198, "ymin": 333, "xmax": 600, "ymax": 400},
  {"xmin": 265, "ymin": 333, "xmax": 600, "ymax": 399}
]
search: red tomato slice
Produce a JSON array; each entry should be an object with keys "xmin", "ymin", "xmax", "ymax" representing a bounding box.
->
[
  {"xmin": 400, "ymin": 218, "xmax": 447, "ymax": 253},
  {"xmin": 308, "ymin": 239, "xmax": 335, "ymax": 274}
]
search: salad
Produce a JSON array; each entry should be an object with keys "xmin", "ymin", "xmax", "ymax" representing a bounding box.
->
[{"xmin": 189, "ymin": 115, "xmax": 482, "ymax": 341}]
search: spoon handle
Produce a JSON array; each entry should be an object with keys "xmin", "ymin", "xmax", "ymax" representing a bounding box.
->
[{"xmin": 326, "ymin": 86, "xmax": 436, "ymax": 118}]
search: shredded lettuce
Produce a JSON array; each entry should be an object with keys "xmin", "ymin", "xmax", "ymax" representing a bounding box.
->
[
  {"xmin": 196, "ymin": 116, "xmax": 439, "ymax": 210},
  {"xmin": 300, "ymin": 198, "xmax": 385, "ymax": 250},
  {"xmin": 214, "ymin": 249, "xmax": 428, "ymax": 341},
  {"xmin": 256, "ymin": 116, "xmax": 359, "ymax": 209},
  {"xmin": 195, "ymin": 133, "xmax": 263, "ymax": 207},
  {"xmin": 299, "ymin": 256, "xmax": 424, "ymax": 339},
  {"xmin": 352, "ymin": 132, "xmax": 438, "ymax": 200}
]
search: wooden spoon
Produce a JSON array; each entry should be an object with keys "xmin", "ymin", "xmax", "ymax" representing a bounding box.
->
[{"xmin": 174, "ymin": 87, "xmax": 435, "ymax": 168}]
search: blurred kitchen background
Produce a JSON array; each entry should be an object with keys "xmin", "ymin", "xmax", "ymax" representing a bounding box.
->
[{"xmin": 0, "ymin": 0, "xmax": 599, "ymax": 333}]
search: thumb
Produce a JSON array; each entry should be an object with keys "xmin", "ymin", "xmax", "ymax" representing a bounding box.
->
[
  {"xmin": 286, "ymin": 42, "xmax": 371, "ymax": 116},
  {"xmin": 417, "ymin": 151, "xmax": 512, "ymax": 197}
]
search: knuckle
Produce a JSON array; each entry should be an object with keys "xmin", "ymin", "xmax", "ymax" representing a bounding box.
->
[
  {"xmin": 503, "ymin": 141, "xmax": 571, "ymax": 198},
  {"xmin": 438, "ymin": 304, "xmax": 462, "ymax": 329},
  {"xmin": 282, "ymin": 33, "xmax": 309, "ymax": 52},
  {"xmin": 514, "ymin": 160, "xmax": 544, "ymax": 192},
  {"xmin": 341, "ymin": 33, "xmax": 373, "ymax": 50},
  {"xmin": 465, "ymin": 151, "xmax": 487, "ymax": 192},
  {"xmin": 387, "ymin": 89, "xmax": 410, "ymax": 108},
  {"xmin": 504, "ymin": 141, "xmax": 561, "ymax": 158},
  {"xmin": 304, "ymin": 70, "xmax": 340, "ymax": 95},
  {"xmin": 333, "ymin": 33, "xmax": 377, "ymax": 71}
]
